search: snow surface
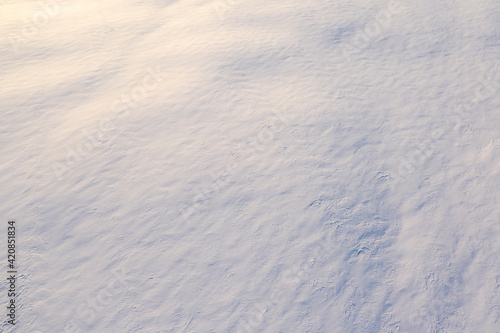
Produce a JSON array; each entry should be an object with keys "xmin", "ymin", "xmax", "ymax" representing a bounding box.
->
[{"xmin": 1, "ymin": 0, "xmax": 499, "ymax": 332}]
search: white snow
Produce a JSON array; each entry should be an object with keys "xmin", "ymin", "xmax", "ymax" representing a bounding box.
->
[{"xmin": 0, "ymin": 0, "xmax": 499, "ymax": 332}]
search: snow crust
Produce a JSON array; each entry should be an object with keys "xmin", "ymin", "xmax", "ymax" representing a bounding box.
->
[{"xmin": 0, "ymin": 0, "xmax": 499, "ymax": 332}]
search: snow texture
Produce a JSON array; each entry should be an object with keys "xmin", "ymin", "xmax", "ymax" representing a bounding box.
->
[{"xmin": 0, "ymin": 0, "xmax": 499, "ymax": 332}]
